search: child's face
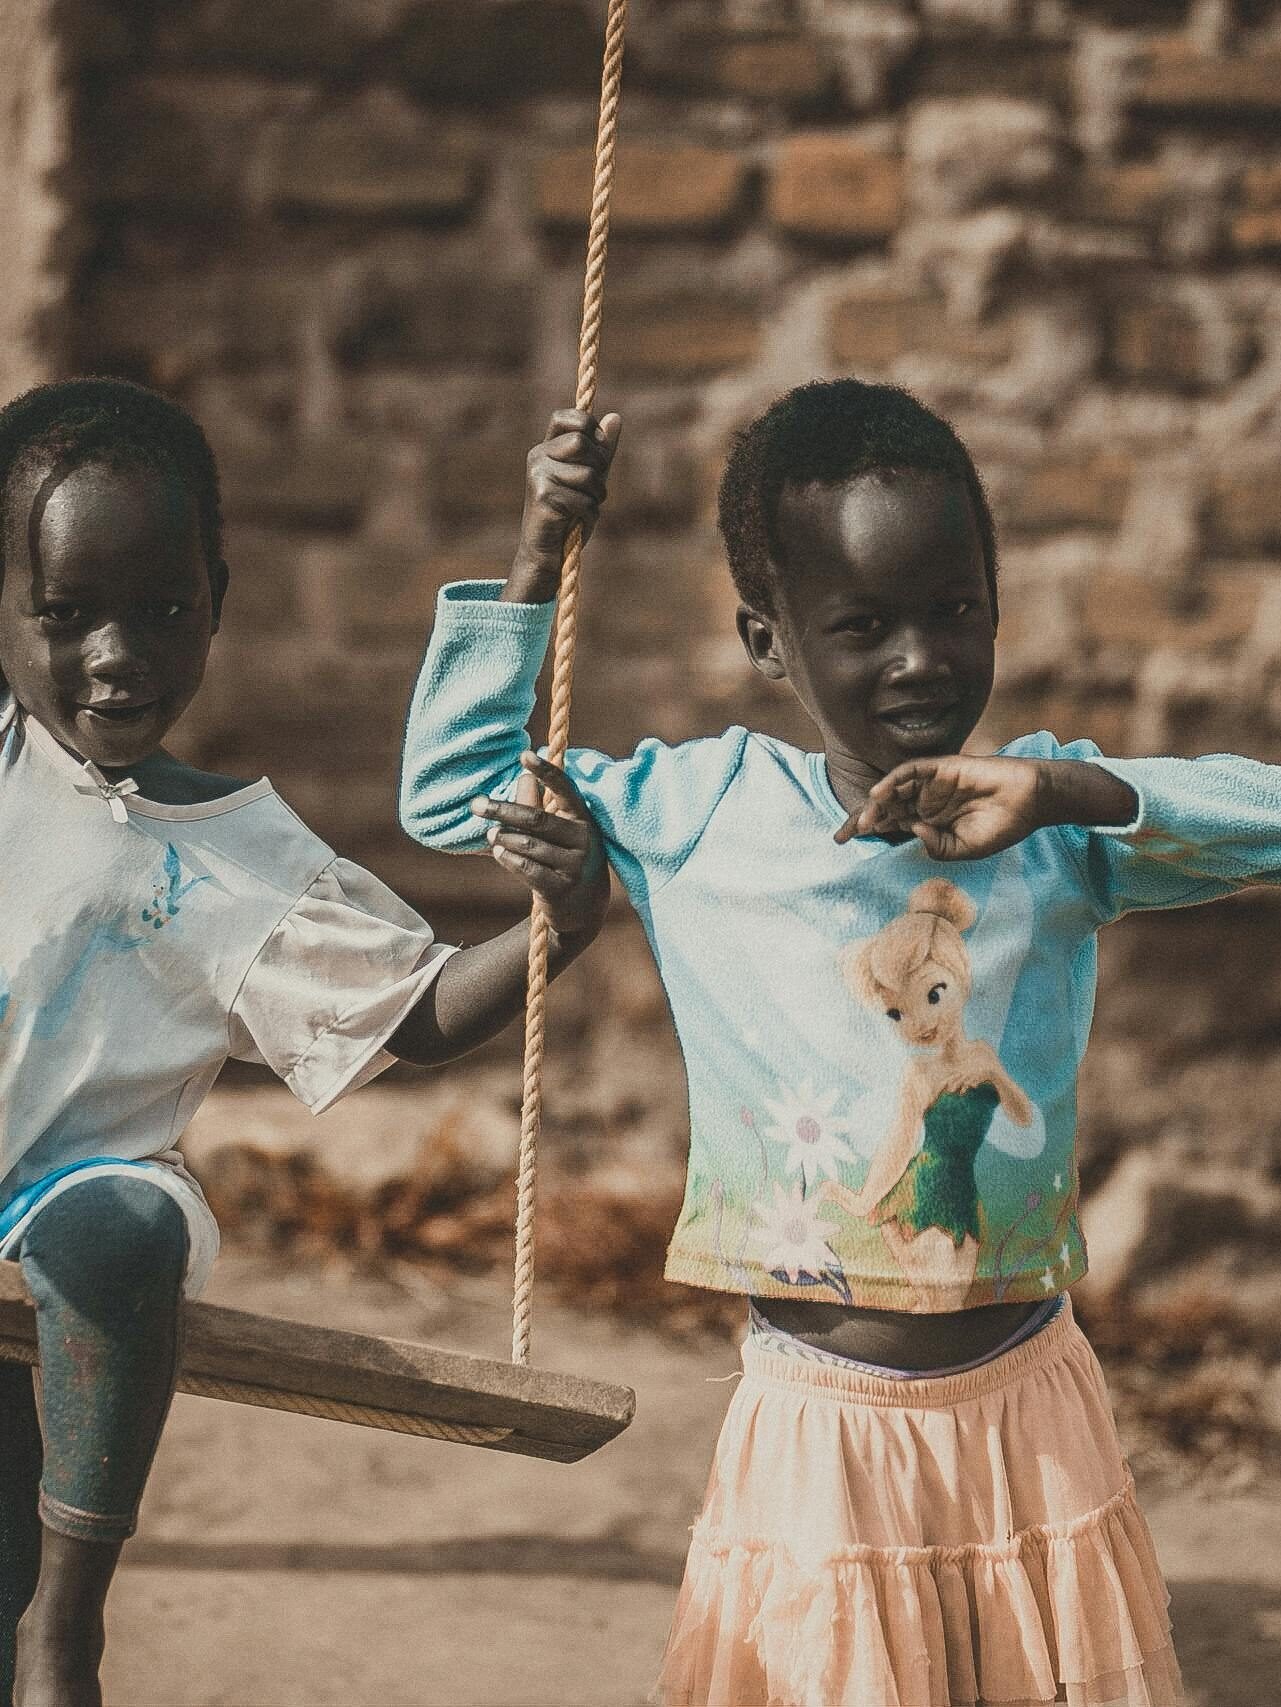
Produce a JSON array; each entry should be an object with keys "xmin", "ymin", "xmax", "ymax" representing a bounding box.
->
[
  {"xmin": 739, "ymin": 471, "xmax": 995, "ymax": 776},
  {"xmin": 0, "ymin": 458, "xmax": 224, "ymax": 771}
]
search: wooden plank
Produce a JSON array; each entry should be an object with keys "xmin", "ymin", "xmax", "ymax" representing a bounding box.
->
[{"xmin": 0, "ymin": 1264, "xmax": 634, "ymax": 1462}]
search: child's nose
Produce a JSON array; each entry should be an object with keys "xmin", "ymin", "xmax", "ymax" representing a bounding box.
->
[
  {"xmin": 886, "ymin": 626, "xmax": 950, "ymax": 683},
  {"xmin": 85, "ymin": 621, "xmax": 148, "ymax": 682}
]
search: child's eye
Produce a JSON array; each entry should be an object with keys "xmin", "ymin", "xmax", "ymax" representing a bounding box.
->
[
  {"xmin": 886, "ymin": 1007, "xmax": 902, "ymax": 1022},
  {"xmin": 38, "ymin": 603, "xmax": 81, "ymax": 627},
  {"xmin": 842, "ymin": 615, "xmax": 884, "ymax": 639},
  {"xmin": 927, "ymin": 983, "xmax": 947, "ymax": 1005},
  {"xmin": 941, "ymin": 600, "xmax": 976, "ymax": 618},
  {"xmin": 150, "ymin": 602, "xmax": 185, "ymax": 620}
]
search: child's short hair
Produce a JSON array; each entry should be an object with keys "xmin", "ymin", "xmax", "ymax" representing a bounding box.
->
[
  {"xmin": 717, "ymin": 379, "xmax": 998, "ymax": 621},
  {"xmin": 0, "ymin": 377, "xmax": 224, "ymax": 570}
]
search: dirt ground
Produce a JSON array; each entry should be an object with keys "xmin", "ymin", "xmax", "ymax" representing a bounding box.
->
[{"xmin": 101, "ymin": 1250, "xmax": 1280, "ymax": 1707}]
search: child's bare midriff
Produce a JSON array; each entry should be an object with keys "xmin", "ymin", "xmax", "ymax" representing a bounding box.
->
[{"xmin": 750, "ymin": 1296, "xmax": 1043, "ymax": 1369}]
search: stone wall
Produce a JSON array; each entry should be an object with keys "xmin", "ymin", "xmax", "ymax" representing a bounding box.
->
[
  {"xmin": 39, "ymin": 0, "xmax": 1281, "ymax": 1310},
  {"xmin": 0, "ymin": 0, "xmax": 69, "ymax": 400}
]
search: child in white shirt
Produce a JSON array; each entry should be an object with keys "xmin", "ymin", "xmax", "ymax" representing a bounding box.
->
[{"xmin": 0, "ymin": 377, "xmax": 609, "ymax": 1707}]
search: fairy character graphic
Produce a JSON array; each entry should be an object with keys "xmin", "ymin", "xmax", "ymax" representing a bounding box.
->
[{"xmin": 821, "ymin": 878, "xmax": 1033, "ymax": 1310}]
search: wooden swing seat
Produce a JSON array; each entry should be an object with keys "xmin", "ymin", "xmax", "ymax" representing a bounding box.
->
[{"xmin": 0, "ymin": 1263, "xmax": 634, "ymax": 1462}]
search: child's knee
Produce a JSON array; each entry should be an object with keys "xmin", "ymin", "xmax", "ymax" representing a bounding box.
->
[{"xmin": 21, "ymin": 1177, "xmax": 188, "ymax": 1314}]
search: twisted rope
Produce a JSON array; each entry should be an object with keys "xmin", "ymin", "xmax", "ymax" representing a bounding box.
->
[
  {"xmin": 0, "ymin": 1334, "xmax": 511, "ymax": 1445},
  {"xmin": 513, "ymin": 0, "xmax": 628, "ymax": 1366}
]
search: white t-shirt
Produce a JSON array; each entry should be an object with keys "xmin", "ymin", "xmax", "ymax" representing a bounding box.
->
[{"xmin": 0, "ymin": 696, "xmax": 457, "ymax": 1292}]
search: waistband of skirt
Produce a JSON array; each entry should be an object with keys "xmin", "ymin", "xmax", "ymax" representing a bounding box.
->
[{"xmin": 739, "ymin": 1294, "xmax": 1083, "ymax": 1408}]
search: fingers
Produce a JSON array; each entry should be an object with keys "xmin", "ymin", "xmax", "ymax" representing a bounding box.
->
[
  {"xmin": 528, "ymin": 463, "xmax": 609, "ymax": 511},
  {"xmin": 518, "ymin": 751, "xmax": 593, "ymax": 816},
  {"xmin": 866, "ymin": 760, "xmax": 935, "ymax": 806},
  {"xmin": 488, "ymin": 840, "xmax": 587, "ymax": 895},
  {"xmin": 469, "ymin": 754, "xmax": 596, "ymax": 844},
  {"xmin": 539, "ymin": 408, "xmax": 622, "ymax": 473},
  {"xmin": 525, "ymin": 451, "xmax": 611, "ymax": 549},
  {"xmin": 913, "ymin": 822, "xmax": 962, "ymax": 861},
  {"xmin": 488, "ymin": 831, "xmax": 585, "ymax": 876},
  {"xmin": 470, "ymin": 793, "xmax": 590, "ymax": 849},
  {"xmin": 476, "ymin": 783, "xmax": 593, "ymax": 878},
  {"xmin": 536, "ymin": 459, "xmax": 611, "ymax": 501},
  {"xmin": 833, "ymin": 762, "xmax": 947, "ymax": 845},
  {"xmin": 834, "ymin": 793, "xmax": 915, "ymax": 844},
  {"xmin": 514, "ymin": 767, "xmax": 541, "ymax": 810}
]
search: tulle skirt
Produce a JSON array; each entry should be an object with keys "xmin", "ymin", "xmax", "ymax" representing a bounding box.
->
[{"xmin": 655, "ymin": 1298, "xmax": 1183, "ymax": 1707}]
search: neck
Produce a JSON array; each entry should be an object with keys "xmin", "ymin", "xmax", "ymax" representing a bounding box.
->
[
  {"xmin": 822, "ymin": 745, "xmax": 886, "ymax": 818},
  {"xmin": 98, "ymin": 747, "xmax": 175, "ymax": 783}
]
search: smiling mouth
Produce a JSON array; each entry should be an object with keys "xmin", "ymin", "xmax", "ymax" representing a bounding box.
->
[
  {"xmin": 877, "ymin": 703, "xmax": 958, "ymax": 733},
  {"xmin": 78, "ymin": 701, "xmax": 157, "ymax": 724}
]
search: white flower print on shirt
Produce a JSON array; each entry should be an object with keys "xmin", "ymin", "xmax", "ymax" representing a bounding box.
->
[
  {"xmin": 761, "ymin": 1082, "xmax": 857, "ymax": 1189},
  {"xmin": 750, "ymin": 1181, "xmax": 842, "ymax": 1284}
]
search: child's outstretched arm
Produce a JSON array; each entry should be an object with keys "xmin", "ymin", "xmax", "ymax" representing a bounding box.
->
[
  {"xmin": 386, "ymin": 753, "xmax": 609, "ymax": 1066},
  {"xmin": 838, "ymin": 743, "xmax": 1281, "ymax": 918},
  {"xmin": 837, "ymin": 755, "xmax": 1137, "ymax": 862}
]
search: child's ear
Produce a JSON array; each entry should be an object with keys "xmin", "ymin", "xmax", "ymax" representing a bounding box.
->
[
  {"xmin": 209, "ymin": 558, "xmax": 229, "ymax": 633},
  {"xmin": 736, "ymin": 604, "xmax": 787, "ymax": 681}
]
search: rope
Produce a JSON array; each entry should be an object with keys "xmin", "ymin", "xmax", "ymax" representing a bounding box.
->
[
  {"xmin": 512, "ymin": 0, "xmax": 628, "ymax": 1367},
  {"xmin": 0, "ymin": 1334, "xmax": 512, "ymax": 1446}
]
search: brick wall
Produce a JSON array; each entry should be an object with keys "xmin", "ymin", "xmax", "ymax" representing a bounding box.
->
[
  {"xmin": 42, "ymin": 0, "xmax": 1281, "ymax": 1304},
  {"xmin": 0, "ymin": 0, "xmax": 67, "ymax": 401}
]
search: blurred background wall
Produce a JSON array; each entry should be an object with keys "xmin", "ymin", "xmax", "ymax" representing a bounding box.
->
[{"xmin": 5, "ymin": 0, "xmax": 1281, "ymax": 1334}]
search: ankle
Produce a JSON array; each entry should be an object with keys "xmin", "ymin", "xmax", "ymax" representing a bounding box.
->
[
  {"xmin": 27, "ymin": 1530, "xmax": 120, "ymax": 1613},
  {"xmin": 14, "ymin": 1601, "xmax": 104, "ymax": 1707},
  {"xmin": 18, "ymin": 1583, "xmax": 105, "ymax": 1645}
]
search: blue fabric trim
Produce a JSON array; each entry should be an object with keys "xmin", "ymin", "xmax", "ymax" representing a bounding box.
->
[{"xmin": 0, "ymin": 1157, "xmax": 151, "ymax": 1242}]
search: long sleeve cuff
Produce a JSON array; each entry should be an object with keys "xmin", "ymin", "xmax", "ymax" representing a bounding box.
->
[{"xmin": 1078, "ymin": 751, "xmax": 1281, "ymax": 876}]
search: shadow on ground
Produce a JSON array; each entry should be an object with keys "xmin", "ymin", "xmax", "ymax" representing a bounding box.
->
[
  {"xmin": 126, "ymin": 1531, "xmax": 686, "ymax": 1585},
  {"xmin": 1171, "ymin": 1578, "xmax": 1281, "ymax": 1706}
]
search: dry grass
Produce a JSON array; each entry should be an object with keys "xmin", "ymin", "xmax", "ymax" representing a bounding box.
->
[
  {"xmin": 1076, "ymin": 1289, "xmax": 1279, "ymax": 1476},
  {"xmin": 202, "ymin": 1140, "xmax": 1279, "ymax": 1470},
  {"xmin": 201, "ymin": 1139, "xmax": 744, "ymax": 1335}
]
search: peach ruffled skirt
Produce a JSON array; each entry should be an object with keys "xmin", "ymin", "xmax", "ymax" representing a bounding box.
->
[{"xmin": 655, "ymin": 1299, "xmax": 1182, "ymax": 1707}]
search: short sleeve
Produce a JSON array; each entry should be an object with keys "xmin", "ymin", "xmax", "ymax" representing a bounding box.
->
[{"xmin": 229, "ymin": 858, "xmax": 459, "ymax": 1113}]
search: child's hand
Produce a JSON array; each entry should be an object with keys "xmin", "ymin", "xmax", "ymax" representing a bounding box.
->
[
  {"xmin": 505, "ymin": 408, "xmax": 623, "ymax": 604},
  {"xmin": 471, "ymin": 752, "xmax": 610, "ymax": 939},
  {"xmin": 836, "ymin": 755, "xmax": 1048, "ymax": 861}
]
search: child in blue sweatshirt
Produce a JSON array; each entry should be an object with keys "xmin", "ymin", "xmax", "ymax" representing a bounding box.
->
[{"xmin": 398, "ymin": 379, "xmax": 1278, "ymax": 1705}]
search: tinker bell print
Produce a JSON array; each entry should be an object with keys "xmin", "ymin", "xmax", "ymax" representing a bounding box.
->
[{"xmin": 821, "ymin": 878, "xmax": 1034, "ymax": 1311}]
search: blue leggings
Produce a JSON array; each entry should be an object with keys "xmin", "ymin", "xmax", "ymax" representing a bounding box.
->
[{"xmin": 0, "ymin": 1176, "xmax": 188, "ymax": 1698}]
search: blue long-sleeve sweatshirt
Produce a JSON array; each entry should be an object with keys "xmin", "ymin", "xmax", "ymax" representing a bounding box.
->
[{"xmin": 400, "ymin": 581, "xmax": 1281, "ymax": 1310}]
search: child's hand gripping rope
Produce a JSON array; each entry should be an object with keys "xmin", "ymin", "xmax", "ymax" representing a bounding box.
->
[
  {"xmin": 505, "ymin": 408, "xmax": 623, "ymax": 605},
  {"xmin": 835, "ymin": 755, "xmax": 1138, "ymax": 861},
  {"xmin": 471, "ymin": 751, "xmax": 610, "ymax": 940}
]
